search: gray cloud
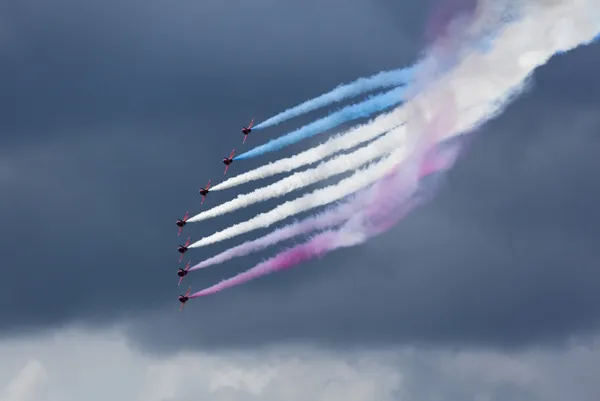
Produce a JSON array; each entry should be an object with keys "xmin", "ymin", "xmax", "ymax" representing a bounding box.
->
[
  {"xmin": 0, "ymin": 0, "xmax": 422, "ymax": 133},
  {"xmin": 0, "ymin": 0, "xmax": 599, "ymax": 357},
  {"xmin": 3, "ymin": 326, "xmax": 600, "ymax": 401}
]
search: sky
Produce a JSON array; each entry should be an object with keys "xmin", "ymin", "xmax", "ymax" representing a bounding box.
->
[{"xmin": 1, "ymin": 0, "xmax": 600, "ymax": 400}]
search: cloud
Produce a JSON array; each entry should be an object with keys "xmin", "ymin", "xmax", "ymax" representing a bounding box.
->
[
  {"xmin": 1, "ymin": 326, "xmax": 600, "ymax": 401},
  {"xmin": 0, "ymin": 359, "xmax": 46, "ymax": 401},
  {"xmin": 0, "ymin": 0, "xmax": 419, "ymax": 131}
]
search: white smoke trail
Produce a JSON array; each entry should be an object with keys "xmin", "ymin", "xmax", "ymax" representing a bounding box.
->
[
  {"xmin": 189, "ymin": 146, "xmax": 409, "ymax": 248},
  {"xmin": 211, "ymin": 110, "xmax": 406, "ymax": 191},
  {"xmin": 187, "ymin": 128, "xmax": 409, "ymax": 223}
]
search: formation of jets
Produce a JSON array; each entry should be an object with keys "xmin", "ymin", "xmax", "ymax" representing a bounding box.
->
[{"xmin": 175, "ymin": 118, "xmax": 254, "ymax": 310}]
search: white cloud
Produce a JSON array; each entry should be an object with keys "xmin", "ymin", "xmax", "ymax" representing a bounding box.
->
[{"xmin": 0, "ymin": 326, "xmax": 599, "ymax": 401}]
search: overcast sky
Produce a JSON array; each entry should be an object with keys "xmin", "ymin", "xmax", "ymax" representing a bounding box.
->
[{"xmin": 1, "ymin": 0, "xmax": 599, "ymax": 400}]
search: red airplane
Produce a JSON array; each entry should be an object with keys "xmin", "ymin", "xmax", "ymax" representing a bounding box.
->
[
  {"xmin": 222, "ymin": 149, "xmax": 235, "ymax": 175},
  {"xmin": 176, "ymin": 211, "xmax": 189, "ymax": 236},
  {"xmin": 198, "ymin": 179, "xmax": 211, "ymax": 204},
  {"xmin": 177, "ymin": 260, "xmax": 191, "ymax": 286},
  {"xmin": 241, "ymin": 118, "xmax": 255, "ymax": 143},
  {"xmin": 177, "ymin": 236, "xmax": 191, "ymax": 263},
  {"xmin": 178, "ymin": 287, "xmax": 191, "ymax": 311}
]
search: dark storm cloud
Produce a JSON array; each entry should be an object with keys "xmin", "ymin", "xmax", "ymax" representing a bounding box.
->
[
  {"xmin": 2, "ymin": 0, "xmax": 599, "ymax": 354},
  {"xmin": 0, "ymin": 0, "xmax": 424, "ymax": 134},
  {"xmin": 0, "ymin": 0, "xmax": 424, "ymax": 333}
]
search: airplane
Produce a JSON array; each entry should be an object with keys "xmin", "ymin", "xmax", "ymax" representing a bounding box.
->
[
  {"xmin": 198, "ymin": 179, "xmax": 211, "ymax": 204},
  {"xmin": 177, "ymin": 260, "xmax": 191, "ymax": 286},
  {"xmin": 178, "ymin": 287, "xmax": 192, "ymax": 311},
  {"xmin": 241, "ymin": 118, "xmax": 255, "ymax": 143},
  {"xmin": 177, "ymin": 237, "xmax": 191, "ymax": 262},
  {"xmin": 222, "ymin": 149, "xmax": 235, "ymax": 175},
  {"xmin": 175, "ymin": 211, "xmax": 189, "ymax": 236}
]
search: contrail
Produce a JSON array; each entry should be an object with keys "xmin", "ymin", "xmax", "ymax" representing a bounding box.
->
[
  {"xmin": 253, "ymin": 67, "xmax": 414, "ymax": 130},
  {"xmin": 187, "ymin": 128, "xmax": 408, "ymax": 224},
  {"xmin": 211, "ymin": 111, "xmax": 406, "ymax": 192},
  {"xmin": 234, "ymin": 86, "xmax": 408, "ymax": 161},
  {"xmin": 189, "ymin": 146, "xmax": 408, "ymax": 249}
]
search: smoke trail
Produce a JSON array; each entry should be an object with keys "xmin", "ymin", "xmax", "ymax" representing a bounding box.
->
[
  {"xmin": 187, "ymin": 128, "xmax": 408, "ymax": 224},
  {"xmin": 253, "ymin": 67, "xmax": 414, "ymax": 130},
  {"xmin": 189, "ymin": 146, "xmax": 409, "ymax": 249},
  {"xmin": 188, "ymin": 137, "xmax": 458, "ymax": 272},
  {"xmin": 188, "ymin": 202, "xmax": 354, "ymax": 272},
  {"xmin": 189, "ymin": 141, "xmax": 461, "ymax": 298},
  {"xmin": 234, "ymin": 86, "xmax": 408, "ymax": 161},
  {"xmin": 189, "ymin": 231, "xmax": 341, "ymax": 298},
  {"xmin": 211, "ymin": 112, "xmax": 406, "ymax": 192},
  {"xmin": 188, "ymin": 64, "xmax": 465, "ymax": 295},
  {"xmin": 426, "ymin": 0, "xmax": 477, "ymax": 44}
]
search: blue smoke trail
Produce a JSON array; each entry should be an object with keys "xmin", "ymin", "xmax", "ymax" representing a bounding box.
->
[
  {"xmin": 235, "ymin": 86, "xmax": 407, "ymax": 161},
  {"xmin": 253, "ymin": 67, "xmax": 414, "ymax": 130}
]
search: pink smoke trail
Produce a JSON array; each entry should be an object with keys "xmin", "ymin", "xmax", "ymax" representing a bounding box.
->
[
  {"xmin": 188, "ymin": 206, "xmax": 351, "ymax": 272},
  {"xmin": 425, "ymin": 0, "xmax": 477, "ymax": 44}
]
